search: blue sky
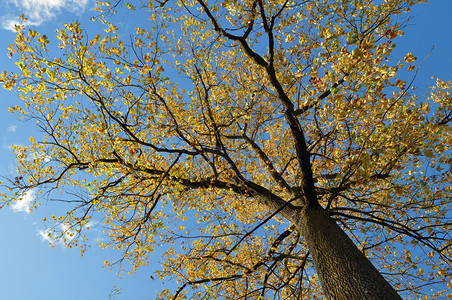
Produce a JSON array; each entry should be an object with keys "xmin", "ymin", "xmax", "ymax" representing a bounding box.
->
[{"xmin": 0, "ymin": 0, "xmax": 450, "ymax": 299}]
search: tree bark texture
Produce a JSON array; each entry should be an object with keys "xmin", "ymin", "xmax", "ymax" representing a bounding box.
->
[{"xmin": 291, "ymin": 206, "xmax": 402, "ymax": 300}]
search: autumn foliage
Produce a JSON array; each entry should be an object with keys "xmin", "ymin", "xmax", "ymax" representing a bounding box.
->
[{"xmin": 2, "ymin": 0, "xmax": 452, "ymax": 298}]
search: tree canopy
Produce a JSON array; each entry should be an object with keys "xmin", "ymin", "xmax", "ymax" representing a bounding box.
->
[{"xmin": 2, "ymin": 0, "xmax": 452, "ymax": 298}]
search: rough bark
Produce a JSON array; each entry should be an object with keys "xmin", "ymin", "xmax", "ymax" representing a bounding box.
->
[
  {"xmin": 291, "ymin": 205, "xmax": 402, "ymax": 300},
  {"xmin": 247, "ymin": 180, "xmax": 402, "ymax": 299}
]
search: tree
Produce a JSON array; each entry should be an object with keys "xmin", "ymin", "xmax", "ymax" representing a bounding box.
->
[{"xmin": 1, "ymin": 0, "xmax": 451, "ymax": 298}]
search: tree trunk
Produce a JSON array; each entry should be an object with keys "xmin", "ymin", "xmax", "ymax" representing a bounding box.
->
[{"xmin": 293, "ymin": 205, "xmax": 402, "ymax": 300}]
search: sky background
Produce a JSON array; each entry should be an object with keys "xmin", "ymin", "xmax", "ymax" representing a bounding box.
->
[{"xmin": 0, "ymin": 0, "xmax": 450, "ymax": 299}]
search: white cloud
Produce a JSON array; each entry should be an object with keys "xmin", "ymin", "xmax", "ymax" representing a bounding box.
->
[
  {"xmin": 39, "ymin": 224, "xmax": 75, "ymax": 242},
  {"xmin": 60, "ymin": 223, "xmax": 76, "ymax": 241},
  {"xmin": 38, "ymin": 222, "xmax": 79, "ymax": 246},
  {"xmin": 38, "ymin": 228, "xmax": 53, "ymax": 243},
  {"xmin": 1, "ymin": 15, "xmax": 40, "ymax": 31},
  {"xmin": 7, "ymin": 125, "xmax": 17, "ymax": 133},
  {"xmin": 38, "ymin": 219, "xmax": 98, "ymax": 245},
  {"xmin": 84, "ymin": 220, "xmax": 96, "ymax": 229},
  {"xmin": 11, "ymin": 189, "xmax": 35, "ymax": 213},
  {"xmin": 2, "ymin": 0, "xmax": 90, "ymax": 31},
  {"xmin": 32, "ymin": 151, "xmax": 51, "ymax": 163}
]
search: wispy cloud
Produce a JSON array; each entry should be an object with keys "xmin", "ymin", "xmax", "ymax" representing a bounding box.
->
[
  {"xmin": 11, "ymin": 189, "xmax": 34, "ymax": 213},
  {"xmin": 38, "ymin": 228, "xmax": 53, "ymax": 243},
  {"xmin": 39, "ymin": 220, "xmax": 96, "ymax": 245},
  {"xmin": 32, "ymin": 151, "xmax": 51, "ymax": 163},
  {"xmin": 60, "ymin": 223, "xmax": 77, "ymax": 241},
  {"xmin": 38, "ymin": 224, "xmax": 76, "ymax": 244},
  {"xmin": 7, "ymin": 125, "xmax": 17, "ymax": 133},
  {"xmin": 2, "ymin": 0, "xmax": 90, "ymax": 31}
]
